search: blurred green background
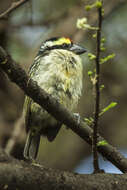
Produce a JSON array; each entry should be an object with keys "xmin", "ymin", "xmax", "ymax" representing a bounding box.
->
[{"xmin": 0, "ymin": 0, "xmax": 127, "ymax": 173}]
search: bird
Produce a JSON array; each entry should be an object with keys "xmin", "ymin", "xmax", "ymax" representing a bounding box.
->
[{"xmin": 23, "ymin": 37, "xmax": 86, "ymax": 160}]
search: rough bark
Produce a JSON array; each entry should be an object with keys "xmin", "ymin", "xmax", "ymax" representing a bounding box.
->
[{"xmin": 0, "ymin": 148, "xmax": 127, "ymax": 190}]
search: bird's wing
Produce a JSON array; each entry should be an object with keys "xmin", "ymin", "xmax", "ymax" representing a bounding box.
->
[{"xmin": 23, "ymin": 56, "xmax": 39, "ymax": 132}]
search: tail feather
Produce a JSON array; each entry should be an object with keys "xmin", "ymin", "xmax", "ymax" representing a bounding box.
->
[{"xmin": 24, "ymin": 130, "xmax": 40, "ymax": 160}]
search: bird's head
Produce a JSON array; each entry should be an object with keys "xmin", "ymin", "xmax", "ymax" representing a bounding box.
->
[{"xmin": 39, "ymin": 37, "xmax": 87, "ymax": 55}]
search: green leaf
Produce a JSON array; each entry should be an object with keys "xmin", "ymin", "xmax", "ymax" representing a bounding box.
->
[
  {"xmin": 101, "ymin": 37, "xmax": 106, "ymax": 43},
  {"xmin": 85, "ymin": 5, "xmax": 92, "ymax": 11},
  {"xmin": 97, "ymin": 140, "xmax": 108, "ymax": 146},
  {"xmin": 84, "ymin": 117, "xmax": 93, "ymax": 125},
  {"xmin": 88, "ymin": 53, "xmax": 96, "ymax": 60},
  {"xmin": 88, "ymin": 71, "xmax": 93, "ymax": 76},
  {"xmin": 100, "ymin": 47, "xmax": 106, "ymax": 51},
  {"xmin": 92, "ymin": 33, "xmax": 97, "ymax": 38},
  {"xmin": 95, "ymin": 1, "xmax": 102, "ymax": 8},
  {"xmin": 100, "ymin": 53, "xmax": 115, "ymax": 64},
  {"xmin": 100, "ymin": 84, "xmax": 105, "ymax": 91},
  {"xmin": 99, "ymin": 102, "xmax": 118, "ymax": 116}
]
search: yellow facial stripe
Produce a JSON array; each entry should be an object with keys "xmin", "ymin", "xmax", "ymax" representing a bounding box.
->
[{"xmin": 55, "ymin": 37, "xmax": 71, "ymax": 45}]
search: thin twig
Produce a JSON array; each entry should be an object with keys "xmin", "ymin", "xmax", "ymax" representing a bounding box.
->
[
  {"xmin": 0, "ymin": 0, "xmax": 30, "ymax": 20},
  {"xmin": 0, "ymin": 46, "xmax": 127, "ymax": 173},
  {"xmin": 5, "ymin": 115, "xmax": 25, "ymax": 154},
  {"xmin": 93, "ymin": 1, "xmax": 103, "ymax": 173}
]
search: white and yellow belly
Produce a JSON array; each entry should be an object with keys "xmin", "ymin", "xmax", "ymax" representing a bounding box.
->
[{"xmin": 31, "ymin": 49, "xmax": 83, "ymax": 111}]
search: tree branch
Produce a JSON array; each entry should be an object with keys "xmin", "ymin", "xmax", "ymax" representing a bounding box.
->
[
  {"xmin": 0, "ymin": 0, "xmax": 30, "ymax": 20},
  {"xmin": 0, "ymin": 148, "xmax": 127, "ymax": 190},
  {"xmin": 5, "ymin": 115, "xmax": 25, "ymax": 154},
  {"xmin": 0, "ymin": 46, "xmax": 127, "ymax": 173},
  {"xmin": 93, "ymin": 1, "xmax": 103, "ymax": 173}
]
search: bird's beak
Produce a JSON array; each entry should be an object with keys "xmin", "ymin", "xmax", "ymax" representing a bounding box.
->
[{"xmin": 69, "ymin": 44, "xmax": 87, "ymax": 55}]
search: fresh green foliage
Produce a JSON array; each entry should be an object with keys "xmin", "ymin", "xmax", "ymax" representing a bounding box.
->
[
  {"xmin": 85, "ymin": 5, "xmax": 92, "ymax": 11},
  {"xmin": 85, "ymin": 1, "xmax": 102, "ymax": 11},
  {"xmin": 77, "ymin": 1, "xmax": 103, "ymax": 31},
  {"xmin": 95, "ymin": 1, "xmax": 102, "ymax": 8},
  {"xmin": 84, "ymin": 117, "xmax": 94, "ymax": 126},
  {"xmin": 92, "ymin": 33, "xmax": 97, "ymax": 38},
  {"xmin": 101, "ymin": 37, "xmax": 106, "ymax": 43},
  {"xmin": 88, "ymin": 70, "xmax": 93, "ymax": 76},
  {"xmin": 84, "ymin": 101, "xmax": 117, "ymax": 125},
  {"xmin": 100, "ymin": 53, "xmax": 115, "ymax": 64},
  {"xmin": 77, "ymin": 0, "xmax": 117, "ymax": 128},
  {"xmin": 100, "ymin": 37, "xmax": 106, "ymax": 51},
  {"xmin": 88, "ymin": 53, "xmax": 96, "ymax": 60},
  {"xmin": 84, "ymin": 102, "xmax": 117, "ymax": 126},
  {"xmin": 97, "ymin": 140, "xmax": 108, "ymax": 146},
  {"xmin": 100, "ymin": 84, "xmax": 105, "ymax": 91},
  {"xmin": 99, "ymin": 102, "xmax": 118, "ymax": 116}
]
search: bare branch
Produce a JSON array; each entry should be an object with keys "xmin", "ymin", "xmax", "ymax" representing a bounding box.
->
[
  {"xmin": 5, "ymin": 115, "xmax": 25, "ymax": 154},
  {"xmin": 0, "ymin": 0, "xmax": 30, "ymax": 20},
  {"xmin": 93, "ymin": 1, "xmax": 103, "ymax": 173},
  {"xmin": 0, "ymin": 46, "xmax": 127, "ymax": 173}
]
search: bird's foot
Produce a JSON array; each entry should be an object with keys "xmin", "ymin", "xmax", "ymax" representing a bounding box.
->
[{"xmin": 73, "ymin": 113, "xmax": 81, "ymax": 124}]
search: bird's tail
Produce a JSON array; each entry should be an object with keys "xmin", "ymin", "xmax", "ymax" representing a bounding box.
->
[
  {"xmin": 23, "ymin": 130, "xmax": 40, "ymax": 160},
  {"xmin": 47, "ymin": 122, "xmax": 62, "ymax": 142}
]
